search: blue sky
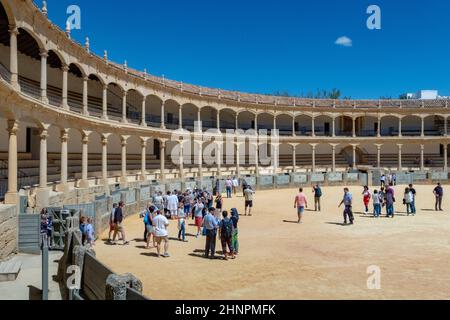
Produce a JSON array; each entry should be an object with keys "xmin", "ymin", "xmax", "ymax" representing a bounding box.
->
[{"xmin": 37, "ymin": 0, "xmax": 450, "ymax": 99}]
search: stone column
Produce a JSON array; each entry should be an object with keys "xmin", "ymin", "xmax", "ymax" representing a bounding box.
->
[
  {"xmin": 82, "ymin": 76, "xmax": 89, "ymax": 115},
  {"xmin": 352, "ymin": 118, "xmax": 356, "ymax": 138},
  {"xmin": 420, "ymin": 144, "xmax": 425, "ymax": 171},
  {"xmin": 377, "ymin": 116, "xmax": 381, "ymax": 137},
  {"xmin": 196, "ymin": 140, "xmax": 203, "ymax": 180},
  {"xmin": 398, "ymin": 117, "xmax": 402, "ymax": 137},
  {"xmin": 159, "ymin": 139, "xmax": 166, "ymax": 182},
  {"xmin": 121, "ymin": 91, "xmax": 128, "ymax": 123},
  {"xmin": 444, "ymin": 144, "xmax": 448, "ymax": 173},
  {"xmin": 140, "ymin": 137, "xmax": 149, "ymax": 181},
  {"xmin": 254, "ymin": 114, "xmax": 258, "ymax": 132},
  {"xmin": 9, "ymin": 26, "xmax": 19, "ymax": 90},
  {"xmin": 101, "ymin": 134, "xmax": 109, "ymax": 188},
  {"xmin": 273, "ymin": 116, "xmax": 277, "ymax": 133},
  {"xmin": 271, "ymin": 142, "xmax": 279, "ymax": 175},
  {"xmin": 120, "ymin": 136, "xmax": 129, "ymax": 185},
  {"xmin": 311, "ymin": 117, "xmax": 315, "ymax": 137},
  {"xmin": 102, "ymin": 84, "xmax": 108, "ymax": 119},
  {"xmin": 352, "ymin": 144, "xmax": 357, "ymax": 170},
  {"xmin": 216, "ymin": 110, "xmax": 220, "ymax": 132},
  {"xmin": 397, "ymin": 144, "xmax": 403, "ymax": 171},
  {"xmin": 292, "ymin": 144, "xmax": 297, "ymax": 173},
  {"xmin": 160, "ymin": 101, "xmax": 166, "ymax": 129},
  {"xmin": 179, "ymin": 104, "xmax": 183, "ymax": 129},
  {"xmin": 79, "ymin": 132, "xmax": 90, "ymax": 188},
  {"xmin": 235, "ymin": 142, "xmax": 241, "ymax": 178},
  {"xmin": 332, "ymin": 117, "xmax": 336, "ymax": 137},
  {"xmin": 253, "ymin": 142, "xmax": 259, "ymax": 176},
  {"xmin": 292, "ymin": 116, "xmax": 296, "ymax": 137},
  {"xmin": 40, "ymin": 49, "xmax": 49, "ymax": 103},
  {"xmin": 235, "ymin": 114, "xmax": 239, "ymax": 131},
  {"xmin": 216, "ymin": 142, "xmax": 222, "ymax": 178},
  {"xmin": 198, "ymin": 109, "xmax": 202, "ymax": 130},
  {"xmin": 311, "ymin": 144, "xmax": 317, "ymax": 172},
  {"xmin": 445, "ymin": 116, "xmax": 448, "ymax": 137},
  {"xmin": 375, "ymin": 144, "xmax": 382, "ymax": 168},
  {"xmin": 421, "ymin": 117, "xmax": 425, "ymax": 137},
  {"xmin": 331, "ymin": 144, "xmax": 338, "ymax": 172},
  {"xmin": 140, "ymin": 96, "xmax": 147, "ymax": 126},
  {"xmin": 178, "ymin": 140, "xmax": 185, "ymax": 180},
  {"xmin": 39, "ymin": 128, "xmax": 49, "ymax": 188},
  {"xmin": 57, "ymin": 129, "xmax": 70, "ymax": 192},
  {"xmin": 4, "ymin": 120, "xmax": 19, "ymax": 204},
  {"xmin": 62, "ymin": 64, "xmax": 69, "ymax": 109}
]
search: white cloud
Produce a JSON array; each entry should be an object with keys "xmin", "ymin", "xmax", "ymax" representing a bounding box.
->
[{"xmin": 335, "ymin": 36, "xmax": 353, "ymax": 47}]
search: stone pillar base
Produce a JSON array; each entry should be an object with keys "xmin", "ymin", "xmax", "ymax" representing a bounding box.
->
[
  {"xmin": 78, "ymin": 179, "xmax": 90, "ymax": 189},
  {"xmin": 4, "ymin": 192, "xmax": 18, "ymax": 205},
  {"xmin": 56, "ymin": 183, "xmax": 71, "ymax": 193},
  {"xmin": 101, "ymin": 115, "xmax": 109, "ymax": 121},
  {"xmin": 36, "ymin": 187, "xmax": 51, "ymax": 208}
]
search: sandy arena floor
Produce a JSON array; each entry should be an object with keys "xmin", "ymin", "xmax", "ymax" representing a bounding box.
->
[{"xmin": 95, "ymin": 185, "xmax": 450, "ymax": 300}]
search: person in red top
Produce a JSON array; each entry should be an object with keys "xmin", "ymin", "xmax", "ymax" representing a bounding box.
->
[
  {"xmin": 362, "ymin": 186, "xmax": 372, "ymax": 214},
  {"xmin": 294, "ymin": 188, "xmax": 308, "ymax": 224}
]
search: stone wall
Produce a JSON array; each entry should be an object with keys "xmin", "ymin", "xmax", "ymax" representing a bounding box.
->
[{"xmin": 0, "ymin": 205, "xmax": 18, "ymax": 261}]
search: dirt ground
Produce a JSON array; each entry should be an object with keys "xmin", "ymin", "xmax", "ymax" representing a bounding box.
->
[{"xmin": 95, "ymin": 185, "xmax": 450, "ymax": 300}]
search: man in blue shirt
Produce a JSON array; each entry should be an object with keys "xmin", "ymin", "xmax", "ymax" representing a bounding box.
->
[
  {"xmin": 433, "ymin": 183, "xmax": 444, "ymax": 211},
  {"xmin": 338, "ymin": 188, "xmax": 354, "ymax": 225},
  {"xmin": 203, "ymin": 207, "xmax": 219, "ymax": 259}
]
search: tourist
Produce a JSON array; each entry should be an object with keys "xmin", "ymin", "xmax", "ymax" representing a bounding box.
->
[
  {"xmin": 108, "ymin": 203, "xmax": 118, "ymax": 243},
  {"xmin": 380, "ymin": 174, "xmax": 386, "ymax": 188},
  {"xmin": 85, "ymin": 217, "xmax": 95, "ymax": 247},
  {"xmin": 225, "ymin": 177, "xmax": 233, "ymax": 198},
  {"xmin": 404, "ymin": 187, "xmax": 414, "ymax": 215},
  {"xmin": 242, "ymin": 179, "xmax": 248, "ymax": 197},
  {"xmin": 232, "ymin": 176, "xmax": 239, "ymax": 196},
  {"xmin": 244, "ymin": 185, "xmax": 255, "ymax": 216},
  {"xmin": 386, "ymin": 183, "xmax": 395, "ymax": 218},
  {"xmin": 113, "ymin": 201, "xmax": 129, "ymax": 245},
  {"xmin": 79, "ymin": 215, "xmax": 87, "ymax": 245},
  {"xmin": 202, "ymin": 207, "xmax": 219, "ymax": 259},
  {"xmin": 230, "ymin": 208, "xmax": 239, "ymax": 255},
  {"xmin": 193, "ymin": 198, "xmax": 205, "ymax": 237},
  {"xmin": 166, "ymin": 191, "xmax": 179, "ymax": 219},
  {"xmin": 433, "ymin": 182, "xmax": 444, "ymax": 211},
  {"xmin": 408, "ymin": 184, "xmax": 417, "ymax": 215},
  {"xmin": 145, "ymin": 206, "xmax": 155, "ymax": 249},
  {"xmin": 392, "ymin": 173, "xmax": 397, "ymax": 186},
  {"xmin": 177, "ymin": 202, "xmax": 187, "ymax": 242},
  {"xmin": 294, "ymin": 188, "xmax": 308, "ymax": 224},
  {"xmin": 312, "ymin": 184, "xmax": 322, "ymax": 212},
  {"xmin": 338, "ymin": 188, "xmax": 354, "ymax": 225},
  {"xmin": 183, "ymin": 191, "xmax": 192, "ymax": 217},
  {"xmin": 362, "ymin": 186, "xmax": 372, "ymax": 214},
  {"xmin": 153, "ymin": 210, "xmax": 170, "ymax": 258},
  {"xmin": 373, "ymin": 189, "xmax": 382, "ymax": 218},
  {"xmin": 215, "ymin": 193, "xmax": 223, "ymax": 218},
  {"xmin": 219, "ymin": 211, "xmax": 235, "ymax": 260},
  {"xmin": 153, "ymin": 191, "xmax": 164, "ymax": 212}
]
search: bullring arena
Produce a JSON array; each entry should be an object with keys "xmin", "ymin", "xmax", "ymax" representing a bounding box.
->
[{"xmin": 0, "ymin": 0, "xmax": 449, "ymax": 300}]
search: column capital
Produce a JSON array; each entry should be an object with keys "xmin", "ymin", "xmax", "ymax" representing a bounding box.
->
[
  {"xmin": 39, "ymin": 48, "xmax": 49, "ymax": 58},
  {"xmin": 61, "ymin": 63, "xmax": 70, "ymax": 72},
  {"xmin": 309, "ymin": 143, "xmax": 318, "ymax": 148},
  {"xmin": 7, "ymin": 120, "xmax": 19, "ymax": 135},
  {"xmin": 60, "ymin": 128, "xmax": 70, "ymax": 142},
  {"xmin": 8, "ymin": 25, "xmax": 19, "ymax": 36},
  {"xmin": 100, "ymin": 133, "xmax": 111, "ymax": 145},
  {"xmin": 420, "ymin": 144, "xmax": 425, "ymax": 150},
  {"xmin": 157, "ymin": 138, "xmax": 168, "ymax": 146},
  {"xmin": 374, "ymin": 143, "xmax": 383, "ymax": 149},
  {"xmin": 397, "ymin": 143, "xmax": 403, "ymax": 148},
  {"xmin": 121, "ymin": 135, "xmax": 130, "ymax": 145},
  {"xmin": 329, "ymin": 143, "xmax": 340, "ymax": 148},
  {"xmin": 140, "ymin": 136, "xmax": 150, "ymax": 145},
  {"xmin": 81, "ymin": 130, "xmax": 91, "ymax": 143}
]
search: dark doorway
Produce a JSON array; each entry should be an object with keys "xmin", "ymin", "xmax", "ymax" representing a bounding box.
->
[
  {"xmin": 154, "ymin": 139, "xmax": 161, "ymax": 160},
  {"xmin": 324, "ymin": 122, "xmax": 330, "ymax": 136},
  {"xmin": 26, "ymin": 128, "xmax": 31, "ymax": 153}
]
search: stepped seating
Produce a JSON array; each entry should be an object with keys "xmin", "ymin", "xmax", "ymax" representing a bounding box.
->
[{"xmin": 364, "ymin": 154, "xmax": 445, "ymax": 168}]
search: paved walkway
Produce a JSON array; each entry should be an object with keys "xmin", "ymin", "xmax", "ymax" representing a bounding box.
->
[{"xmin": 0, "ymin": 251, "xmax": 63, "ymax": 300}]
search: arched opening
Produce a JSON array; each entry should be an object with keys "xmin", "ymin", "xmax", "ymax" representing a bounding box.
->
[
  {"xmin": 164, "ymin": 99, "xmax": 180, "ymax": 130},
  {"xmin": 145, "ymin": 95, "xmax": 162, "ymax": 127},
  {"xmin": 46, "ymin": 50, "xmax": 63, "ymax": 107},
  {"xmin": 402, "ymin": 115, "xmax": 422, "ymax": 136},
  {"xmin": 315, "ymin": 115, "xmax": 333, "ymax": 137},
  {"xmin": 276, "ymin": 114, "xmax": 293, "ymax": 136},
  {"xmin": 126, "ymin": 89, "xmax": 143, "ymax": 124},
  {"xmin": 87, "ymin": 74, "xmax": 103, "ymax": 117},
  {"xmin": 380, "ymin": 116, "xmax": 399, "ymax": 136},
  {"xmin": 355, "ymin": 116, "xmax": 378, "ymax": 137},
  {"xmin": 67, "ymin": 63, "xmax": 84, "ymax": 112},
  {"xmin": 257, "ymin": 113, "xmax": 274, "ymax": 134},
  {"xmin": 425, "ymin": 115, "xmax": 446, "ymax": 136},
  {"xmin": 200, "ymin": 106, "xmax": 217, "ymax": 131},
  {"xmin": 335, "ymin": 116, "xmax": 353, "ymax": 137},
  {"xmin": 182, "ymin": 103, "xmax": 198, "ymax": 131},
  {"xmin": 237, "ymin": 111, "xmax": 255, "ymax": 132},
  {"xmin": 107, "ymin": 83, "xmax": 124, "ymax": 121},
  {"xmin": 17, "ymin": 28, "xmax": 43, "ymax": 99},
  {"xmin": 294, "ymin": 114, "xmax": 312, "ymax": 136},
  {"xmin": 220, "ymin": 108, "xmax": 236, "ymax": 132}
]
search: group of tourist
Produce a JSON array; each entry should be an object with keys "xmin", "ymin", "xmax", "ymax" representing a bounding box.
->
[{"xmin": 135, "ymin": 186, "xmax": 241, "ymax": 259}]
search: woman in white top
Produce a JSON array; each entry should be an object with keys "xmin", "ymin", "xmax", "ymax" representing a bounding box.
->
[
  {"xmin": 166, "ymin": 191, "xmax": 179, "ymax": 219},
  {"xmin": 404, "ymin": 187, "xmax": 414, "ymax": 215}
]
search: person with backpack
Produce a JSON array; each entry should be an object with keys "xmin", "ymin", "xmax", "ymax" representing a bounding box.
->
[
  {"xmin": 219, "ymin": 211, "xmax": 235, "ymax": 260},
  {"xmin": 202, "ymin": 207, "xmax": 219, "ymax": 259},
  {"xmin": 113, "ymin": 201, "xmax": 129, "ymax": 245},
  {"xmin": 108, "ymin": 203, "xmax": 118, "ymax": 243},
  {"xmin": 312, "ymin": 184, "xmax": 322, "ymax": 212},
  {"xmin": 145, "ymin": 206, "xmax": 156, "ymax": 249},
  {"xmin": 230, "ymin": 208, "xmax": 239, "ymax": 255}
]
